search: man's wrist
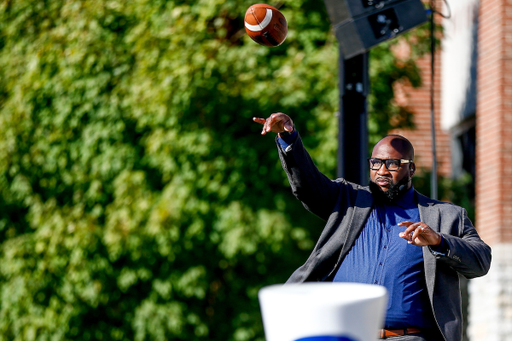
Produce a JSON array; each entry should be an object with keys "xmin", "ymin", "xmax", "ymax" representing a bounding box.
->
[
  {"xmin": 429, "ymin": 234, "xmax": 449, "ymax": 256},
  {"xmin": 277, "ymin": 128, "xmax": 298, "ymax": 150},
  {"xmin": 434, "ymin": 232, "xmax": 442, "ymax": 246}
]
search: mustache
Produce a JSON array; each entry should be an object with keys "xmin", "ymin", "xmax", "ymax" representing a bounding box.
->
[{"xmin": 369, "ymin": 175, "xmax": 411, "ymax": 204}]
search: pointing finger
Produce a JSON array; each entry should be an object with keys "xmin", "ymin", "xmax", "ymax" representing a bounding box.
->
[
  {"xmin": 400, "ymin": 222, "xmax": 422, "ymax": 236},
  {"xmin": 253, "ymin": 117, "xmax": 266, "ymax": 125}
]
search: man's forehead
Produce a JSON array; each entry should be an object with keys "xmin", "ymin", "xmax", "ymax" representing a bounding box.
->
[{"xmin": 372, "ymin": 137, "xmax": 410, "ymax": 158}]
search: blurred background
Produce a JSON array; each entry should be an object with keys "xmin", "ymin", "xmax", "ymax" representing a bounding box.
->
[{"xmin": 0, "ymin": 0, "xmax": 502, "ymax": 340}]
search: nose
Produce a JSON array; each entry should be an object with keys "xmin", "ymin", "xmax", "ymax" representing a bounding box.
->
[{"xmin": 376, "ymin": 163, "xmax": 391, "ymax": 176}]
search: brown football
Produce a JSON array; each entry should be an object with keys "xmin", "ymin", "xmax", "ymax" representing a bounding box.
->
[{"xmin": 244, "ymin": 4, "xmax": 288, "ymax": 47}]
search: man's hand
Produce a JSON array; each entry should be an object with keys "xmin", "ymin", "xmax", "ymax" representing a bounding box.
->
[
  {"xmin": 253, "ymin": 113, "xmax": 294, "ymax": 135},
  {"xmin": 398, "ymin": 221, "xmax": 442, "ymax": 247}
]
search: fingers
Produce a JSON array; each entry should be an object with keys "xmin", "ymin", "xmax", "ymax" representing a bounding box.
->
[
  {"xmin": 398, "ymin": 222, "xmax": 421, "ymax": 243},
  {"xmin": 397, "ymin": 221, "xmax": 413, "ymax": 228},
  {"xmin": 398, "ymin": 221, "xmax": 441, "ymax": 246},
  {"xmin": 262, "ymin": 113, "xmax": 276, "ymax": 134},
  {"xmin": 398, "ymin": 221, "xmax": 419, "ymax": 237},
  {"xmin": 264, "ymin": 113, "xmax": 281, "ymax": 134},
  {"xmin": 253, "ymin": 117, "xmax": 266, "ymax": 125},
  {"xmin": 281, "ymin": 115, "xmax": 294, "ymax": 132},
  {"xmin": 409, "ymin": 226, "xmax": 424, "ymax": 244}
]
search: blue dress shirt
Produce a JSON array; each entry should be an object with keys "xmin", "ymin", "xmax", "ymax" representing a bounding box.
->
[{"xmin": 333, "ymin": 188, "xmax": 434, "ymax": 329}]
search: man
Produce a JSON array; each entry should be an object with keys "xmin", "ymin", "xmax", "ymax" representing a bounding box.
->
[{"xmin": 253, "ymin": 113, "xmax": 491, "ymax": 341}]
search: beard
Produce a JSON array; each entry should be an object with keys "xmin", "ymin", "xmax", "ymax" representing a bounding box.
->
[{"xmin": 369, "ymin": 174, "xmax": 411, "ymax": 205}]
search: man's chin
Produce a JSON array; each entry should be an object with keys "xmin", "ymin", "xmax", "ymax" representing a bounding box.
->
[{"xmin": 369, "ymin": 177, "xmax": 410, "ymax": 205}]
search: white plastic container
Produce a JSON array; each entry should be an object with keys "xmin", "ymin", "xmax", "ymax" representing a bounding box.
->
[{"xmin": 258, "ymin": 282, "xmax": 388, "ymax": 341}]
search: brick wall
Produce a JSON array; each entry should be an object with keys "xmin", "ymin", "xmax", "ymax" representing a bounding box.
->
[
  {"xmin": 470, "ymin": 0, "xmax": 512, "ymax": 339},
  {"xmin": 476, "ymin": 0, "xmax": 511, "ymax": 245}
]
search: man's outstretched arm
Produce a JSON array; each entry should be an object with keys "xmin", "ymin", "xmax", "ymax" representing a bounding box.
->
[{"xmin": 253, "ymin": 112, "xmax": 347, "ymax": 220}]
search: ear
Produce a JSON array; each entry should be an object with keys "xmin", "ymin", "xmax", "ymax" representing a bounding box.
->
[{"xmin": 409, "ymin": 162, "xmax": 416, "ymax": 177}]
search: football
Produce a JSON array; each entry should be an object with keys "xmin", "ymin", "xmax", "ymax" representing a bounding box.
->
[{"xmin": 244, "ymin": 4, "xmax": 288, "ymax": 47}]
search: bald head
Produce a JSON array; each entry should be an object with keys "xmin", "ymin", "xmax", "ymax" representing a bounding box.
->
[{"xmin": 372, "ymin": 135, "xmax": 414, "ymax": 160}]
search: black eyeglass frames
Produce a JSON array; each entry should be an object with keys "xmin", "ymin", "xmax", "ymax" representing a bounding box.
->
[{"xmin": 367, "ymin": 158, "xmax": 413, "ymax": 171}]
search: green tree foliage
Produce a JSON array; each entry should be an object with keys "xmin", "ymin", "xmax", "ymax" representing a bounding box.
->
[
  {"xmin": 0, "ymin": 0, "xmax": 432, "ymax": 340},
  {"xmin": 0, "ymin": 1, "xmax": 337, "ymax": 340}
]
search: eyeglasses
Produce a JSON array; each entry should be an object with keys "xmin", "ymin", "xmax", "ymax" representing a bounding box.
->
[{"xmin": 367, "ymin": 158, "xmax": 413, "ymax": 171}]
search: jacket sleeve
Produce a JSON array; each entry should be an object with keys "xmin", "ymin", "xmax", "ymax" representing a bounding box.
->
[
  {"xmin": 276, "ymin": 134, "xmax": 347, "ymax": 221},
  {"xmin": 435, "ymin": 208, "xmax": 491, "ymax": 279}
]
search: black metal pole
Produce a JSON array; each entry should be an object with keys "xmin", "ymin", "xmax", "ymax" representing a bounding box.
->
[
  {"xmin": 429, "ymin": 5, "xmax": 438, "ymax": 200},
  {"xmin": 337, "ymin": 49, "xmax": 369, "ymax": 186}
]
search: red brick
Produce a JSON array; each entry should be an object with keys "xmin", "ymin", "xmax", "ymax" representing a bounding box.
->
[{"xmin": 474, "ymin": 0, "xmax": 512, "ymax": 243}]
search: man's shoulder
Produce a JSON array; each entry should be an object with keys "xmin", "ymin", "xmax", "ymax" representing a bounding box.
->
[
  {"xmin": 330, "ymin": 180, "xmax": 372, "ymax": 208},
  {"xmin": 415, "ymin": 190, "xmax": 464, "ymax": 211},
  {"xmin": 341, "ymin": 181, "xmax": 373, "ymax": 200},
  {"xmin": 334, "ymin": 179, "xmax": 370, "ymax": 192}
]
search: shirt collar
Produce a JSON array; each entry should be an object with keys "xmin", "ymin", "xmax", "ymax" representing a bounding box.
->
[{"xmin": 394, "ymin": 186, "xmax": 416, "ymax": 209}]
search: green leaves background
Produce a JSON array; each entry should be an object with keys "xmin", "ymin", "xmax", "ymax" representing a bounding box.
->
[{"xmin": 0, "ymin": 1, "xmax": 427, "ymax": 340}]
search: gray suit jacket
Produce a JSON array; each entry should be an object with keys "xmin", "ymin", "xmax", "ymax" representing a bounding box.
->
[{"xmin": 277, "ymin": 135, "xmax": 491, "ymax": 341}]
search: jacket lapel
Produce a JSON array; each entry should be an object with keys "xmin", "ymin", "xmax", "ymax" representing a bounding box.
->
[
  {"xmin": 417, "ymin": 191, "xmax": 439, "ymax": 301},
  {"xmin": 339, "ymin": 188, "xmax": 373, "ymax": 257}
]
